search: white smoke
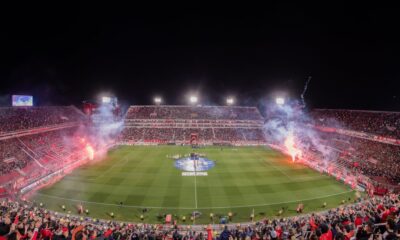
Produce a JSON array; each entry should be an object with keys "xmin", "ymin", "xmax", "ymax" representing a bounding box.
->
[
  {"xmin": 262, "ymin": 100, "xmax": 346, "ymax": 166},
  {"xmin": 88, "ymin": 104, "xmax": 124, "ymax": 152}
]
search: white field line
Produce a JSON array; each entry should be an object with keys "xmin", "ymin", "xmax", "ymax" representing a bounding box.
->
[
  {"xmin": 35, "ymin": 190, "xmax": 353, "ymax": 210},
  {"xmin": 95, "ymin": 157, "xmax": 130, "ymax": 180},
  {"xmin": 194, "ymin": 160, "xmax": 198, "ymax": 209}
]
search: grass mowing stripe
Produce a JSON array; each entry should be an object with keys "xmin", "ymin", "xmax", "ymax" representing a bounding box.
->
[
  {"xmin": 31, "ymin": 146, "xmax": 357, "ymax": 223},
  {"xmin": 194, "ymin": 169, "xmax": 198, "ymax": 209}
]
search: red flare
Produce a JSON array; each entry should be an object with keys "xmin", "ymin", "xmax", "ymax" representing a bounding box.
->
[
  {"xmin": 284, "ymin": 134, "xmax": 302, "ymax": 162},
  {"xmin": 85, "ymin": 144, "xmax": 94, "ymax": 160}
]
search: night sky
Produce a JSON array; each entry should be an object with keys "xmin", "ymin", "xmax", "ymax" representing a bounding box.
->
[{"xmin": 1, "ymin": 3, "xmax": 400, "ymax": 110}]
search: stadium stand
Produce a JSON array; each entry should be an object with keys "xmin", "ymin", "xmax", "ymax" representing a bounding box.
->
[
  {"xmin": 317, "ymin": 132, "xmax": 400, "ymax": 184},
  {"xmin": 0, "ymin": 106, "xmax": 88, "ymax": 191},
  {"xmin": 122, "ymin": 105, "xmax": 266, "ymax": 145},
  {"xmin": 310, "ymin": 109, "xmax": 400, "ymax": 192},
  {"xmin": 312, "ymin": 109, "xmax": 400, "ymax": 139},
  {"xmin": 0, "ymin": 106, "xmax": 86, "ymax": 134},
  {"xmin": 125, "ymin": 105, "xmax": 263, "ymax": 120}
]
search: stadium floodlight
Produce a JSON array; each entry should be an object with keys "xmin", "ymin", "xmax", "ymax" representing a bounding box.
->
[
  {"xmin": 226, "ymin": 97, "xmax": 234, "ymax": 105},
  {"xmin": 102, "ymin": 96, "xmax": 111, "ymax": 104},
  {"xmin": 154, "ymin": 97, "xmax": 162, "ymax": 104},
  {"xmin": 276, "ymin": 97, "xmax": 285, "ymax": 105},
  {"xmin": 189, "ymin": 96, "xmax": 198, "ymax": 104}
]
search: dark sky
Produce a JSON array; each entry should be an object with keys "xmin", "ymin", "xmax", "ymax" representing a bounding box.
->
[{"xmin": 1, "ymin": 3, "xmax": 400, "ymax": 110}]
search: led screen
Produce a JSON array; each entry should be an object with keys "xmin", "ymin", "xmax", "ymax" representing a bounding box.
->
[{"xmin": 12, "ymin": 95, "xmax": 33, "ymax": 106}]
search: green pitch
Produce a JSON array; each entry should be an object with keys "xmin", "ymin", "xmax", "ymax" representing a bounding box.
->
[{"xmin": 31, "ymin": 146, "xmax": 356, "ymax": 224}]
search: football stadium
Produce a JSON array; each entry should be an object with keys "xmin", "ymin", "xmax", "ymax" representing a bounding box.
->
[
  {"xmin": 2, "ymin": 6, "xmax": 400, "ymax": 240},
  {"xmin": 1, "ymin": 103, "xmax": 399, "ymax": 229}
]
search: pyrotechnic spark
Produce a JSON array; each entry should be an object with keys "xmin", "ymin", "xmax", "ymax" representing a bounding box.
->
[
  {"xmin": 301, "ymin": 76, "xmax": 312, "ymax": 107},
  {"xmin": 284, "ymin": 134, "xmax": 302, "ymax": 162},
  {"xmin": 85, "ymin": 144, "xmax": 95, "ymax": 160}
]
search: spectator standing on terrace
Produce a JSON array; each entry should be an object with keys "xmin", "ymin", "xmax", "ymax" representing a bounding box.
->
[
  {"xmin": 219, "ymin": 225, "xmax": 231, "ymax": 240},
  {"xmin": 383, "ymin": 219, "xmax": 397, "ymax": 240}
]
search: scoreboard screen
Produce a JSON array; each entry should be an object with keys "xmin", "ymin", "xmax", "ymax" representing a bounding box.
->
[{"xmin": 12, "ymin": 95, "xmax": 33, "ymax": 106}]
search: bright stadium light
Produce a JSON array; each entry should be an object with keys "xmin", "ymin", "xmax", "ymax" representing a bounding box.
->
[
  {"xmin": 154, "ymin": 97, "xmax": 162, "ymax": 104},
  {"xmin": 276, "ymin": 97, "xmax": 285, "ymax": 105},
  {"xmin": 226, "ymin": 97, "xmax": 234, "ymax": 105},
  {"xmin": 102, "ymin": 96, "xmax": 111, "ymax": 104},
  {"xmin": 189, "ymin": 96, "xmax": 198, "ymax": 104}
]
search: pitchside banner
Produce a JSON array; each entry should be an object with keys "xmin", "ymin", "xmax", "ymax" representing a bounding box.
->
[{"xmin": 12, "ymin": 95, "xmax": 33, "ymax": 106}]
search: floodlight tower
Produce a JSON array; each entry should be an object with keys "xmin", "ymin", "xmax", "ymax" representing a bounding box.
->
[
  {"xmin": 276, "ymin": 97, "xmax": 285, "ymax": 105},
  {"xmin": 226, "ymin": 97, "xmax": 234, "ymax": 105},
  {"xmin": 189, "ymin": 96, "xmax": 198, "ymax": 105},
  {"xmin": 102, "ymin": 96, "xmax": 111, "ymax": 104},
  {"xmin": 154, "ymin": 97, "xmax": 162, "ymax": 105}
]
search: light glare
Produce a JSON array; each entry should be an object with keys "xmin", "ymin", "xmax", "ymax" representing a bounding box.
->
[
  {"xmin": 189, "ymin": 96, "xmax": 198, "ymax": 104},
  {"xmin": 154, "ymin": 97, "xmax": 162, "ymax": 104},
  {"xmin": 102, "ymin": 96, "xmax": 111, "ymax": 103},
  {"xmin": 276, "ymin": 97, "xmax": 285, "ymax": 105}
]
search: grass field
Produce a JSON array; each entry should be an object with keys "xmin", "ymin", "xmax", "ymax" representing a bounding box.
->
[{"xmin": 31, "ymin": 145, "xmax": 356, "ymax": 224}]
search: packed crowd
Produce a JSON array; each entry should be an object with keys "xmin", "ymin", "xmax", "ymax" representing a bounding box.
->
[
  {"xmin": 317, "ymin": 132, "xmax": 400, "ymax": 184},
  {"xmin": 0, "ymin": 105, "xmax": 90, "ymax": 187},
  {"xmin": 0, "ymin": 127, "xmax": 89, "ymax": 187},
  {"xmin": 121, "ymin": 127, "xmax": 266, "ymax": 143},
  {"xmin": 0, "ymin": 139, "xmax": 29, "ymax": 176},
  {"xmin": 0, "ymin": 194, "xmax": 399, "ymax": 240},
  {"xmin": 123, "ymin": 106, "xmax": 265, "ymax": 144},
  {"xmin": 0, "ymin": 106, "xmax": 87, "ymax": 134},
  {"xmin": 125, "ymin": 106, "xmax": 264, "ymax": 121},
  {"xmin": 312, "ymin": 109, "xmax": 400, "ymax": 139}
]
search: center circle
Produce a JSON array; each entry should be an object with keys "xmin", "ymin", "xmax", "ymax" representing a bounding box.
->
[{"xmin": 174, "ymin": 157, "xmax": 215, "ymax": 171}]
